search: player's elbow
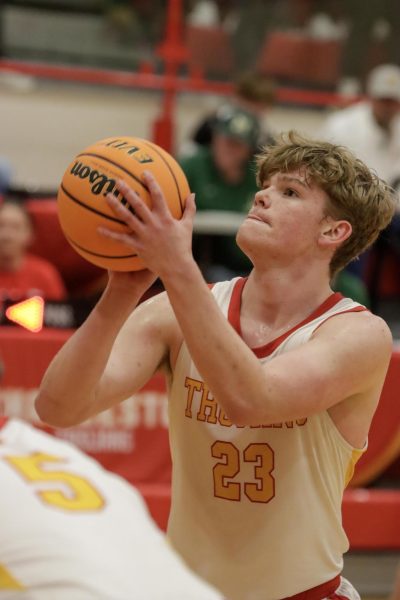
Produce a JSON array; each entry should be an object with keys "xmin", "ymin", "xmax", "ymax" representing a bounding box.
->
[{"xmin": 35, "ymin": 391, "xmax": 86, "ymax": 428}]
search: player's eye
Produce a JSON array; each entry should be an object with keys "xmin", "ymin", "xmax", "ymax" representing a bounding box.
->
[{"xmin": 284, "ymin": 188, "xmax": 298, "ymax": 197}]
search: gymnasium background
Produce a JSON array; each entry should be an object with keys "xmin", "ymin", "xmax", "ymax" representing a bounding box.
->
[{"xmin": 0, "ymin": 1, "xmax": 399, "ymax": 597}]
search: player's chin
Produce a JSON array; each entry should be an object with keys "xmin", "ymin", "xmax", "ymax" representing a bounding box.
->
[{"xmin": 236, "ymin": 224, "xmax": 255, "ymax": 255}]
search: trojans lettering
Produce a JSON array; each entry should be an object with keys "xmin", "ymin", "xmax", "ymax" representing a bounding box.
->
[{"xmin": 184, "ymin": 376, "xmax": 307, "ymax": 429}]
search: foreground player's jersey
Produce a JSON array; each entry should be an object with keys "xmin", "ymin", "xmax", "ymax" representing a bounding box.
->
[
  {"xmin": 168, "ymin": 277, "xmax": 367, "ymax": 600},
  {"xmin": 0, "ymin": 419, "xmax": 222, "ymax": 600}
]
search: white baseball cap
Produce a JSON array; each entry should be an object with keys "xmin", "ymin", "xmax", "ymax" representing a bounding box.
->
[{"xmin": 367, "ymin": 64, "xmax": 400, "ymax": 101}]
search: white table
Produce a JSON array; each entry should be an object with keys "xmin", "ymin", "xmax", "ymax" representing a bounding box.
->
[{"xmin": 193, "ymin": 210, "xmax": 245, "ymax": 235}]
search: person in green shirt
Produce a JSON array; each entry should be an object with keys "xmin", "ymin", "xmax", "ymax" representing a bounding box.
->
[{"xmin": 179, "ymin": 105, "xmax": 261, "ymax": 280}]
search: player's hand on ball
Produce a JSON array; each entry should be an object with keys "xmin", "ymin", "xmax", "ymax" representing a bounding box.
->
[{"xmin": 99, "ymin": 171, "xmax": 196, "ymax": 279}]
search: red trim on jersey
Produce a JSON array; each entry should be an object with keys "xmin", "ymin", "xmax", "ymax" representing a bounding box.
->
[
  {"xmin": 282, "ymin": 574, "xmax": 341, "ymax": 600},
  {"xmin": 228, "ymin": 277, "xmax": 346, "ymax": 358},
  {"xmin": 0, "ymin": 416, "xmax": 8, "ymax": 429}
]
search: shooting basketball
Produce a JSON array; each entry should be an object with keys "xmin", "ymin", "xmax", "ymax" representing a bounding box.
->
[{"xmin": 57, "ymin": 136, "xmax": 190, "ymax": 271}]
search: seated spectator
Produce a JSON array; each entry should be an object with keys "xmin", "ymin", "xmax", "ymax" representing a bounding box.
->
[
  {"xmin": 319, "ymin": 63, "xmax": 400, "ymax": 306},
  {"xmin": 105, "ymin": 0, "xmax": 165, "ymax": 47},
  {"xmin": 179, "ymin": 106, "xmax": 260, "ymax": 280},
  {"xmin": 187, "ymin": 0, "xmax": 220, "ymax": 28},
  {"xmin": 320, "ymin": 63, "xmax": 400, "ymax": 185},
  {"xmin": 0, "ymin": 417, "xmax": 222, "ymax": 599},
  {"xmin": 0, "ymin": 200, "xmax": 66, "ymax": 302},
  {"xmin": 187, "ymin": 0, "xmax": 239, "ymax": 32},
  {"xmin": 187, "ymin": 71, "xmax": 276, "ymax": 153}
]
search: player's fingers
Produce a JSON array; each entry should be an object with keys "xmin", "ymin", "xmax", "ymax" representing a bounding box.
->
[
  {"xmin": 182, "ymin": 193, "xmax": 196, "ymax": 223},
  {"xmin": 114, "ymin": 180, "xmax": 152, "ymax": 222},
  {"xmin": 97, "ymin": 227, "xmax": 138, "ymax": 249},
  {"xmin": 106, "ymin": 193, "xmax": 144, "ymax": 232},
  {"xmin": 142, "ymin": 170, "xmax": 169, "ymax": 216}
]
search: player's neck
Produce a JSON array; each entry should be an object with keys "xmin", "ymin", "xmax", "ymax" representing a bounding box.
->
[{"xmin": 242, "ymin": 264, "xmax": 332, "ymax": 329}]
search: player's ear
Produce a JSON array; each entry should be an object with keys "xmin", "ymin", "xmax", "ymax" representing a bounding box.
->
[{"xmin": 318, "ymin": 217, "xmax": 352, "ymax": 249}]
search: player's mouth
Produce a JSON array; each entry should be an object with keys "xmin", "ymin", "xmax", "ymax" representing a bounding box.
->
[{"xmin": 246, "ymin": 213, "xmax": 270, "ymax": 226}]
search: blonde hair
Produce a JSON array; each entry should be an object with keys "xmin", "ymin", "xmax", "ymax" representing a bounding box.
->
[{"xmin": 256, "ymin": 131, "xmax": 396, "ymax": 276}]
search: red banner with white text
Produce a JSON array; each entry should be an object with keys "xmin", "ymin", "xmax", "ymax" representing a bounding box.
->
[
  {"xmin": 0, "ymin": 328, "xmax": 171, "ymax": 485},
  {"xmin": 1, "ymin": 327, "xmax": 400, "ymax": 487}
]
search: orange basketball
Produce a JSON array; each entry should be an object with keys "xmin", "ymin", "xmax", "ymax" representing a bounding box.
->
[{"xmin": 57, "ymin": 136, "xmax": 190, "ymax": 271}]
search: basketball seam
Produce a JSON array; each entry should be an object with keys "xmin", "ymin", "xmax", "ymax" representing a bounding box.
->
[
  {"xmin": 140, "ymin": 140, "xmax": 184, "ymax": 213},
  {"xmin": 68, "ymin": 235, "xmax": 138, "ymax": 259},
  {"xmin": 60, "ymin": 184, "xmax": 126, "ymax": 225},
  {"xmin": 77, "ymin": 152, "xmax": 149, "ymax": 191}
]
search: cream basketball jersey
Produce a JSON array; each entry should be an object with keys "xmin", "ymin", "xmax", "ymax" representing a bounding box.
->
[
  {"xmin": 168, "ymin": 277, "xmax": 367, "ymax": 600},
  {"xmin": 0, "ymin": 418, "xmax": 222, "ymax": 600}
]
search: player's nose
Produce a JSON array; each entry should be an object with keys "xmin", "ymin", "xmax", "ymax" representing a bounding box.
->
[{"xmin": 254, "ymin": 189, "xmax": 272, "ymax": 208}]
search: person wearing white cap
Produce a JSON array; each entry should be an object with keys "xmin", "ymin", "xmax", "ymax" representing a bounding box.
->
[
  {"xmin": 319, "ymin": 64, "xmax": 400, "ymax": 308},
  {"xmin": 319, "ymin": 64, "xmax": 400, "ymax": 187}
]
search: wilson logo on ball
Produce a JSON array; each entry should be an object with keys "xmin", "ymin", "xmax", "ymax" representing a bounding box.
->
[{"xmin": 70, "ymin": 161, "xmax": 119, "ymax": 197}]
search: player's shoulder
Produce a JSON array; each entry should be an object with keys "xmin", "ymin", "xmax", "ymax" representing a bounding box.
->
[
  {"xmin": 136, "ymin": 290, "xmax": 175, "ymax": 322},
  {"xmin": 136, "ymin": 290, "xmax": 181, "ymax": 341},
  {"xmin": 314, "ymin": 309, "xmax": 393, "ymax": 359}
]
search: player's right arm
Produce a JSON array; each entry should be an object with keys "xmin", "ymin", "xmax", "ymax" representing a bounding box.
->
[{"xmin": 35, "ymin": 271, "xmax": 177, "ymax": 427}]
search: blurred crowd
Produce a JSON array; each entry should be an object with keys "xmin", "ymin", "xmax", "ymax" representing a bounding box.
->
[
  {"xmin": 102, "ymin": 0, "xmax": 400, "ymax": 90},
  {"xmin": 184, "ymin": 0, "xmax": 400, "ymax": 87},
  {"xmin": 1, "ymin": 1, "xmax": 400, "ymax": 321},
  {"xmin": 2, "ymin": 0, "xmax": 400, "ymax": 87}
]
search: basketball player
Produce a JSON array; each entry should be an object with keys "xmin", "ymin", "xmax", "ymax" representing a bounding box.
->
[
  {"xmin": 36, "ymin": 132, "xmax": 395, "ymax": 600},
  {"xmin": 0, "ymin": 417, "xmax": 222, "ymax": 599}
]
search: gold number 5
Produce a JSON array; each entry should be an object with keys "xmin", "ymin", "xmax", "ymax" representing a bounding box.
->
[
  {"xmin": 5, "ymin": 453, "xmax": 105, "ymax": 512},
  {"xmin": 211, "ymin": 441, "xmax": 275, "ymax": 504}
]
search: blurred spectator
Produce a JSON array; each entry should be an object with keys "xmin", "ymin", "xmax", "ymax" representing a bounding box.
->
[
  {"xmin": 105, "ymin": 0, "xmax": 165, "ymax": 48},
  {"xmin": 339, "ymin": 0, "xmax": 400, "ymax": 93},
  {"xmin": 0, "ymin": 418, "xmax": 222, "ymax": 599},
  {"xmin": 320, "ymin": 63, "xmax": 400, "ymax": 306},
  {"xmin": 0, "ymin": 200, "xmax": 66, "ymax": 302},
  {"xmin": 187, "ymin": 0, "xmax": 239, "ymax": 32},
  {"xmin": 179, "ymin": 105, "xmax": 259, "ymax": 280},
  {"xmin": 320, "ymin": 64, "xmax": 400, "ymax": 184},
  {"xmin": 306, "ymin": 0, "xmax": 348, "ymax": 42},
  {"xmin": 232, "ymin": 1, "xmax": 277, "ymax": 72},
  {"xmin": 189, "ymin": 71, "xmax": 276, "ymax": 151},
  {"xmin": 0, "ymin": 157, "xmax": 13, "ymax": 195},
  {"xmin": 187, "ymin": 0, "xmax": 219, "ymax": 27}
]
